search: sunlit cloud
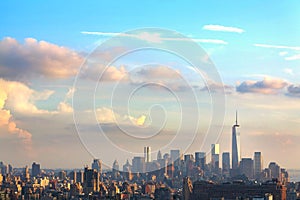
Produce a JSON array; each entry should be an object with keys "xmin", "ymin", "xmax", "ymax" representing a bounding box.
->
[
  {"xmin": 236, "ymin": 77, "xmax": 288, "ymax": 94},
  {"xmin": 0, "ymin": 37, "xmax": 83, "ymax": 81},
  {"xmin": 0, "ymin": 79, "xmax": 32, "ymax": 146},
  {"xmin": 202, "ymin": 24, "xmax": 245, "ymax": 33}
]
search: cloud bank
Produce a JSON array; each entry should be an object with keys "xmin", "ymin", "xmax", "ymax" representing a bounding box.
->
[
  {"xmin": 236, "ymin": 77, "xmax": 288, "ymax": 94},
  {"xmin": 0, "ymin": 37, "xmax": 83, "ymax": 81}
]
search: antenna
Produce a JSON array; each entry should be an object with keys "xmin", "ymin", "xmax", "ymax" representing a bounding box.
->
[{"xmin": 235, "ymin": 110, "xmax": 238, "ymax": 126}]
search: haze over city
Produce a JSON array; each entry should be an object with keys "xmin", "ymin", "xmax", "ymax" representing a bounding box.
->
[{"xmin": 0, "ymin": 0, "xmax": 300, "ymax": 172}]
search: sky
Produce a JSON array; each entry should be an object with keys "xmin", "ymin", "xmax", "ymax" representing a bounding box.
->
[{"xmin": 0, "ymin": 1, "xmax": 300, "ymax": 171}]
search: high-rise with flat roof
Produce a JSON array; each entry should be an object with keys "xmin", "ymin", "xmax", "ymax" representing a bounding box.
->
[
  {"xmin": 195, "ymin": 152, "xmax": 206, "ymax": 170},
  {"xmin": 144, "ymin": 146, "xmax": 151, "ymax": 163},
  {"xmin": 32, "ymin": 162, "xmax": 41, "ymax": 178},
  {"xmin": 254, "ymin": 152, "xmax": 263, "ymax": 179},
  {"xmin": 211, "ymin": 144, "xmax": 220, "ymax": 171},
  {"xmin": 222, "ymin": 152, "xmax": 230, "ymax": 177}
]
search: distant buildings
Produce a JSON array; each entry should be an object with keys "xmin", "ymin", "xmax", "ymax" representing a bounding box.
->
[{"xmin": 185, "ymin": 179, "xmax": 287, "ymax": 200}]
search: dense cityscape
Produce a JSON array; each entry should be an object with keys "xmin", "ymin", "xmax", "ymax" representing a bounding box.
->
[{"xmin": 1, "ymin": 116, "xmax": 299, "ymax": 200}]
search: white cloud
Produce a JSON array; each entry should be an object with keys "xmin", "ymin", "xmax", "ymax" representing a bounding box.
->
[
  {"xmin": 285, "ymin": 53, "xmax": 300, "ymax": 61},
  {"xmin": 81, "ymin": 31, "xmax": 228, "ymax": 45},
  {"xmin": 279, "ymin": 51, "xmax": 288, "ymax": 56},
  {"xmin": 254, "ymin": 43, "xmax": 300, "ymax": 51},
  {"xmin": 0, "ymin": 79, "xmax": 32, "ymax": 145},
  {"xmin": 202, "ymin": 24, "xmax": 245, "ymax": 33},
  {"xmin": 283, "ymin": 68, "xmax": 294, "ymax": 75}
]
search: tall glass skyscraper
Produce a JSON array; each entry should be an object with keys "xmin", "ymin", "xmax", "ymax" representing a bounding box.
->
[
  {"xmin": 232, "ymin": 111, "xmax": 240, "ymax": 170},
  {"xmin": 254, "ymin": 152, "xmax": 263, "ymax": 179}
]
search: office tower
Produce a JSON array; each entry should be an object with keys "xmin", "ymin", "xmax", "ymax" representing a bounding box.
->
[
  {"xmin": 254, "ymin": 152, "xmax": 263, "ymax": 179},
  {"xmin": 112, "ymin": 160, "xmax": 119, "ymax": 179},
  {"xmin": 184, "ymin": 154, "xmax": 195, "ymax": 176},
  {"xmin": 232, "ymin": 111, "xmax": 240, "ymax": 170},
  {"xmin": 91, "ymin": 159, "xmax": 102, "ymax": 173},
  {"xmin": 69, "ymin": 170, "xmax": 77, "ymax": 183},
  {"xmin": 132, "ymin": 156, "xmax": 145, "ymax": 173},
  {"xmin": 157, "ymin": 150, "xmax": 162, "ymax": 160},
  {"xmin": 123, "ymin": 159, "xmax": 132, "ymax": 172},
  {"xmin": 144, "ymin": 146, "xmax": 151, "ymax": 163},
  {"xmin": 32, "ymin": 162, "xmax": 41, "ymax": 178},
  {"xmin": 240, "ymin": 158, "xmax": 254, "ymax": 179},
  {"xmin": 211, "ymin": 144, "xmax": 220, "ymax": 171},
  {"xmin": 76, "ymin": 170, "xmax": 84, "ymax": 183},
  {"xmin": 59, "ymin": 170, "xmax": 67, "ymax": 180},
  {"xmin": 170, "ymin": 149, "xmax": 180, "ymax": 163},
  {"xmin": 123, "ymin": 160, "xmax": 133, "ymax": 181},
  {"xmin": 24, "ymin": 166, "xmax": 30, "ymax": 181},
  {"xmin": 269, "ymin": 162, "xmax": 281, "ymax": 179},
  {"xmin": 195, "ymin": 152, "xmax": 206, "ymax": 170},
  {"xmin": 112, "ymin": 160, "xmax": 119, "ymax": 171},
  {"xmin": 83, "ymin": 167, "xmax": 100, "ymax": 194},
  {"xmin": 222, "ymin": 152, "xmax": 230, "ymax": 176}
]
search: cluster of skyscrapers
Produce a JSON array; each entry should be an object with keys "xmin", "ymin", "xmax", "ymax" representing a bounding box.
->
[{"xmin": 0, "ymin": 113, "xmax": 294, "ymax": 199}]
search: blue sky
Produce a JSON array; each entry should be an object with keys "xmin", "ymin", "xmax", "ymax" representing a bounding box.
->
[{"xmin": 0, "ymin": 1, "xmax": 300, "ymax": 170}]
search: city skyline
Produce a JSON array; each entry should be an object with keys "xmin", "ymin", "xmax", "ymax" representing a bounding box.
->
[{"xmin": 0, "ymin": 1, "xmax": 300, "ymax": 170}]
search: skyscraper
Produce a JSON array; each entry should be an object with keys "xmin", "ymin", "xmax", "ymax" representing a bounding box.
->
[
  {"xmin": 269, "ymin": 162, "xmax": 281, "ymax": 180},
  {"xmin": 232, "ymin": 111, "xmax": 240, "ymax": 170},
  {"xmin": 32, "ymin": 162, "xmax": 41, "ymax": 178},
  {"xmin": 132, "ymin": 156, "xmax": 145, "ymax": 173},
  {"xmin": 222, "ymin": 152, "xmax": 230, "ymax": 177},
  {"xmin": 157, "ymin": 150, "xmax": 162, "ymax": 160},
  {"xmin": 83, "ymin": 167, "xmax": 100, "ymax": 194},
  {"xmin": 240, "ymin": 158, "xmax": 254, "ymax": 179},
  {"xmin": 91, "ymin": 159, "xmax": 102, "ymax": 173},
  {"xmin": 211, "ymin": 144, "xmax": 220, "ymax": 171},
  {"xmin": 144, "ymin": 146, "xmax": 151, "ymax": 163},
  {"xmin": 254, "ymin": 152, "xmax": 263, "ymax": 179},
  {"xmin": 170, "ymin": 149, "xmax": 181, "ymax": 167},
  {"xmin": 195, "ymin": 152, "xmax": 206, "ymax": 170}
]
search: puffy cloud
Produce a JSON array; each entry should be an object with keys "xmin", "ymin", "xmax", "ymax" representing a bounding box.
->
[
  {"xmin": 134, "ymin": 66, "xmax": 181, "ymax": 80},
  {"xmin": 201, "ymin": 81, "xmax": 234, "ymax": 94},
  {"xmin": 96, "ymin": 107, "xmax": 147, "ymax": 126},
  {"xmin": 80, "ymin": 65, "xmax": 129, "ymax": 82},
  {"xmin": 57, "ymin": 102, "xmax": 73, "ymax": 113},
  {"xmin": 0, "ymin": 80, "xmax": 32, "ymax": 144},
  {"xmin": 286, "ymin": 84, "xmax": 300, "ymax": 97},
  {"xmin": 0, "ymin": 79, "xmax": 53, "ymax": 114},
  {"xmin": 0, "ymin": 37, "xmax": 83, "ymax": 80},
  {"xmin": 236, "ymin": 77, "xmax": 288, "ymax": 94},
  {"xmin": 96, "ymin": 107, "xmax": 120, "ymax": 124}
]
